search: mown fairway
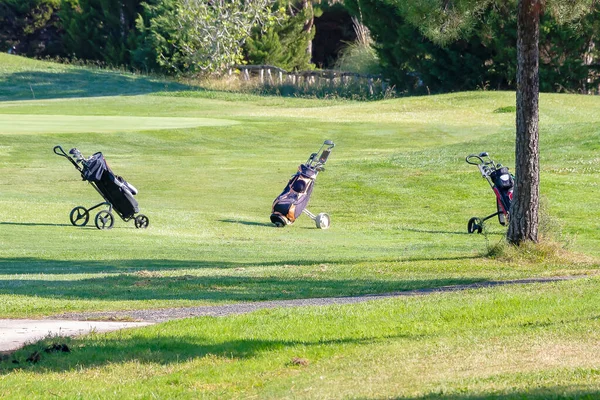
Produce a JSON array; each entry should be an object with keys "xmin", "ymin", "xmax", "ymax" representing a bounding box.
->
[{"xmin": 0, "ymin": 55, "xmax": 599, "ymax": 398}]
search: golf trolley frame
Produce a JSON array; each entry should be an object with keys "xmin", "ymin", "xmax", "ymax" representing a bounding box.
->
[
  {"xmin": 54, "ymin": 145, "xmax": 149, "ymax": 230},
  {"xmin": 302, "ymin": 140, "xmax": 335, "ymax": 229},
  {"xmin": 271, "ymin": 140, "xmax": 335, "ymax": 229},
  {"xmin": 465, "ymin": 152, "xmax": 513, "ymax": 234}
]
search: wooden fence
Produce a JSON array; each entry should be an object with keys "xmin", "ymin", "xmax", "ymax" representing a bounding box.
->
[{"xmin": 230, "ymin": 65, "xmax": 391, "ymax": 96}]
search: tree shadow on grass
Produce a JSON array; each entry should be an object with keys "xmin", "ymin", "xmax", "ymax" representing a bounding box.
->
[
  {"xmin": 0, "ymin": 221, "xmax": 138, "ymax": 230},
  {"xmin": 0, "ymin": 69, "xmax": 194, "ymax": 101},
  {"xmin": 377, "ymin": 387, "xmax": 600, "ymax": 399},
  {"xmin": 0, "ymin": 222, "xmax": 74, "ymax": 227},
  {"xmin": 0, "ymin": 267, "xmax": 484, "ymax": 303},
  {"xmin": 1, "ymin": 331, "xmax": 416, "ymax": 373},
  {"xmin": 220, "ymin": 219, "xmax": 274, "ymax": 227},
  {"xmin": 0, "ymin": 253, "xmax": 484, "ymax": 275},
  {"xmin": 3, "ymin": 333, "xmax": 599, "ymax": 400},
  {"xmin": 399, "ymin": 227, "xmax": 504, "ymax": 236},
  {"xmin": 0, "ymin": 257, "xmax": 350, "ymax": 275}
]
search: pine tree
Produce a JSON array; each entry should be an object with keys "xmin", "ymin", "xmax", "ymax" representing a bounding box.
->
[
  {"xmin": 59, "ymin": 0, "xmax": 145, "ymax": 65},
  {"xmin": 245, "ymin": 0, "xmax": 315, "ymax": 70}
]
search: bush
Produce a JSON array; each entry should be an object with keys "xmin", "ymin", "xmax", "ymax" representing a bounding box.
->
[
  {"xmin": 0, "ymin": 0, "xmax": 64, "ymax": 56},
  {"xmin": 334, "ymin": 18, "xmax": 380, "ymax": 75}
]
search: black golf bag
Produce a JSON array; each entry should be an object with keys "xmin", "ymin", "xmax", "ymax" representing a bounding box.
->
[
  {"xmin": 271, "ymin": 140, "xmax": 335, "ymax": 229},
  {"xmin": 54, "ymin": 145, "xmax": 149, "ymax": 230},
  {"xmin": 466, "ymin": 152, "xmax": 514, "ymax": 233}
]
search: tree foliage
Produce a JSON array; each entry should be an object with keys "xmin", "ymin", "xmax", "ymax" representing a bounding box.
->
[
  {"xmin": 59, "ymin": 0, "xmax": 146, "ymax": 65},
  {"xmin": 244, "ymin": 0, "xmax": 315, "ymax": 71},
  {"xmin": 131, "ymin": 0, "xmax": 177, "ymax": 72},
  {"xmin": 0, "ymin": 0, "xmax": 64, "ymax": 56},
  {"xmin": 376, "ymin": 0, "xmax": 596, "ymax": 45},
  {"xmin": 143, "ymin": 0, "xmax": 282, "ymax": 74},
  {"xmin": 345, "ymin": 0, "xmax": 600, "ymax": 93}
]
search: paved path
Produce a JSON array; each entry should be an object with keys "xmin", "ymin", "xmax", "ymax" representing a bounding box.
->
[
  {"xmin": 0, "ymin": 275, "xmax": 592, "ymax": 353},
  {"xmin": 53, "ymin": 275, "xmax": 587, "ymax": 322},
  {"xmin": 0, "ymin": 319, "xmax": 151, "ymax": 353}
]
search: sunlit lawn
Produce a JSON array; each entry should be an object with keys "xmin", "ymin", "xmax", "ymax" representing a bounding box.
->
[{"xmin": 0, "ymin": 54, "xmax": 599, "ymax": 398}]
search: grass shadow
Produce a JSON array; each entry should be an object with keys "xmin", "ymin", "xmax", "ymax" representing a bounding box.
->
[
  {"xmin": 0, "ymin": 267, "xmax": 484, "ymax": 303},
  {"xmin": 3, "ymin": 330, "xmax": 599, "ymax": 400},
  {"xmin": 0, "ymin": 69, "xmax": 194, "ymax": 101},
  {"xmin": 379, "ymin": 387, "xmax": 600, "ymax": 399},
  {"xmin": 0, "ymin": 221, "xmax": 138, "ymax": 230},
  {"xmin": 219, "ymin": 219, "xmax": 274, "ymax": 227},
  {"xmin": 0, "ymin": 332, "xmax": 414, "ymax": 373},
  {"xmin": 3, "ymin": 334, "xmax": 598, "ymax": 399},
  {"xmin": 399, "ymin": 227, "xmax": 504, "ymax": 236},
  {"xmin": 0, "ymin": 254, "xmax": 484, "ymax": 275},
  {"xmin": 0, "ymin": 222, "xmax": 74, "ymax": 227}
]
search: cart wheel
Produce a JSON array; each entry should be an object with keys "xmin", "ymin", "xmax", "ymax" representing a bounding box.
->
[
  {"xmin": 135, "ymin": 214, "xmax": 149, "ymax": 229},
  {"xmin": 69, "ymin": 206, "xmax": 89, "ymax": 227},
  {"xmin": 315, "ymin": 213, "xmax": 331, "ymax": 229},
  {"xmin": 95, "ymin": 211, "xmax": 114, "ymax": 230},
  {"xmin": 270, "ymin": 214, "xmax": 287, "ymax": 228},
  {"xmin": 467, "ymin": 217, "xmax": 483, "ymax": 234}
]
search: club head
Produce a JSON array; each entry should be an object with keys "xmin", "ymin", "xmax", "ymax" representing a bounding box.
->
[
  {"xmin": 479, "ymin": 152, "xmax": 489, "ymax": 157},
  {"xmin": 69, "ymin": 148, "xmax": 85, "ymax": 162},
  {"xmin": 324, "ymin": 140, "xmax": 334, "ymax": 146}
]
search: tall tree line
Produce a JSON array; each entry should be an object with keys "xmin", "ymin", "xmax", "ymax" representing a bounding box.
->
[
  {"xmin": 344, "ymin": 0, "xmax": 600, "ymax": 94},
  {"xmin": 1, "ymin": 0, "xmax": 599, "ymax": 96},
  {"xmin": 0, "ymin": 0, "xmax": 315, "ymax": 72}
]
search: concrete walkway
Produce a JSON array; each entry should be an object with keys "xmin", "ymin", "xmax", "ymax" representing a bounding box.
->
[{"xmin": 0, "ymin": 319, "xmax": 152, "ymax": 352}]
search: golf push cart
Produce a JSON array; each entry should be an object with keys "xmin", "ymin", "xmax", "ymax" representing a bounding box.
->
[
  {"xmin": 465, "ymin": 152, "xmax": 514, "ymax": 234},
  {"xmin": 271, "ymin": 140, "xmax": 335, "ymax": 229},
  {"xmin": 54, "ymin": 145, "xmax": 149, "ymax": 230}
]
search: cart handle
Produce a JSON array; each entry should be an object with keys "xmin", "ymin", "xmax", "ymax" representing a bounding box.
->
[
  {"xmin": 53, "ymin": 145, "xmax": 82, "ymax": 172},
  {"xmin": 466, "ymin": 154, "xmax": 484, "ymax": 165},
  {"xmin": 53, "ymin": 145, "xmax": 68, "ymax": 158}
]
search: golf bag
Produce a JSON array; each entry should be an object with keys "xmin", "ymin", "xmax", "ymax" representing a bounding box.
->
[
  {"xmin": 53, "ymin": 145, "xmax": 149, "ymax": 230},
  {"xmin": 466, "ymin": 152, "xmax": 514, "ymax": 233},
  {"xmin": 271, "ymin": 140, "xmax": 335, "ymax": 229}
]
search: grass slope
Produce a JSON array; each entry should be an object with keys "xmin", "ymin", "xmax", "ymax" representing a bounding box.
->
[
  {"xmin": 0, "ymin": 54, "xmax": 599, "ymax": 398},
  {"xmin": 2, "ymin": 278, "xmax": 600, "ymax": 399}
]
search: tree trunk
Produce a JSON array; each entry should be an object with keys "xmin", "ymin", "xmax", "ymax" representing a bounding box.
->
[
  {"xmin": 301, "ymin": 0, "xmax": 314, "ymax": 61},
  {"xmin": 507, "ymin": 0, "xmax": 543, "ymax": 244}
]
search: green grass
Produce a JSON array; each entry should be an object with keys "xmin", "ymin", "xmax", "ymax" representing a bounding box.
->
[
  {"xmin": 1, "ymin": 54, "xmax": 599, "ymax": 398},
  {"xmin": 0, "ymin": 114, "xmax": 238, "ymax": 134},
  {"xmin": 2, "ymin": 278, "xmax": 600, "ymax": 399}
]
